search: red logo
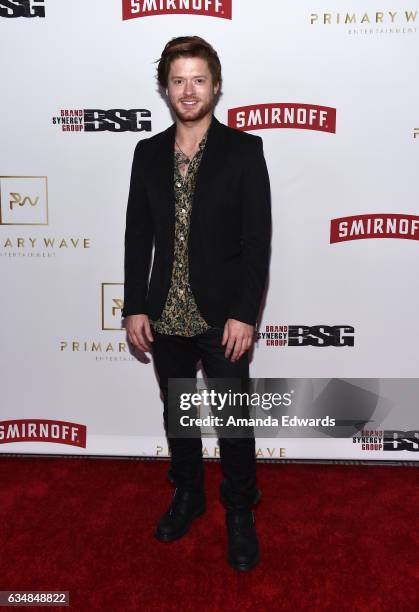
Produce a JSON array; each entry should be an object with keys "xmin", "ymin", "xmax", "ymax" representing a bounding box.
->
[
  {"xmin": 330, "ymin": 214, "xmax": 419, "ymax": 243},
  {"xmin": 228, "ymin": 103, "xmax": 336, "ymax": 133},
  {"xmin": 0, "ymin": 419, "xmax": 87, "ymax": 447},
  {"xmin": 122, "ymin": 0, "xmax": 232, "ymax": 20}
]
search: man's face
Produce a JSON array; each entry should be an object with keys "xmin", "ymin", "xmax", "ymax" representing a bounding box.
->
[{"xmin": 166, "ymin": 56, "xmax": 219, "ymax": 123}]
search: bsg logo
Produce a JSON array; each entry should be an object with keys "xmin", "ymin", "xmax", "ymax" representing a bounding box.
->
[
  {"xmin": 0, "ymin": 0, "xmax": 45, "ymax": 17},
  {"xmin": 288, "ymin": 325, "xmax": 355, "ymax": 347},
  {"xmin": 84, "ymin": 109, "xmax": 151, "ymax": 132},
  {"xmin": 383, "ymin": 431, "xmax": 419, "ymax": 452}
]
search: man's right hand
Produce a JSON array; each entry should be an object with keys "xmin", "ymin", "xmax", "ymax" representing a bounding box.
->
[{"xmin": 126, "ymin": 314, "xmax": 154, "ymax": 352}]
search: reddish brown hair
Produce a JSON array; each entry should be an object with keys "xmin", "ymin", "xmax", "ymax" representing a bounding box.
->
[{"xmin": 156, "ymin": 36, "xmax": 222, "ymax": 89}]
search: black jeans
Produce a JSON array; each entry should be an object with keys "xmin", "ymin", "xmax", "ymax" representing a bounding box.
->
[{"xmin": 151, "ymin": 326, "xmax": 259, "ymax": 511}]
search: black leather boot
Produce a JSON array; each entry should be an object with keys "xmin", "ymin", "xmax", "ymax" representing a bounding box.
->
[
  {"xmin": 226, "ymin": 509, "xmax": 259, "ymax": 571},
  {"xmin": 154, "ymin": 487, "xmax": 206, "ymax": 542},
  {"xmin": 220, "ymin": 479, "xmax": 261, "ymax": 571}
]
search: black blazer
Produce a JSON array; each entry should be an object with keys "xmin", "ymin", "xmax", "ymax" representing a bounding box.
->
[{"xmin": 122, "ymin": 114, "xmax": 271, "ymax": 327}]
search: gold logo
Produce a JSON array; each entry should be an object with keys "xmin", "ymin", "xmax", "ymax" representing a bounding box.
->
[
  {"xmin": 155, "ymin": 445, "xmax": 286, "ymax": 458},
  {"xmin": 101, "ymin": 283, "xmax": 124, "ymax": 330},
  {"xmin": 310, "ymin": 11, "xmax": 417, "ymax": 25},
  {"xmin": 9, "ymin": 193, "xmax": 39, "ymax": 210},
  {"xmin": 0, "ymin": 176, "xmax": 48, "ymax": 225},
  {"xmin": 111, "ymin": 298, "xmax": 124, "ymax": 317}
]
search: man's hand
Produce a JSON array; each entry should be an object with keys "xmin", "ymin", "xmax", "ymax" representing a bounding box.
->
[
  {"xmin": 126, "ymin": 314, "xmax": 154, "ymax": 352},
  {"xmin": 222, "ymin": 319, "xmax": 255, "ymax": 362}
]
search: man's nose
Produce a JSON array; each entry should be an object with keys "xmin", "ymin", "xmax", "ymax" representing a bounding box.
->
[{"xmin": 183, "ymin": 80, "xmax": 195, "ymax": 96}]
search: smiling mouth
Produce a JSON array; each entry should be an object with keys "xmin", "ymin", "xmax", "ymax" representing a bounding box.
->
[{"xmin": 181, "ymin": 100, "xmax": 199, "ymax": 106}]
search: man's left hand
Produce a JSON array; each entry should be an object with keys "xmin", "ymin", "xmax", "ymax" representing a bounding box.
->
[{"xmin": 222, "ymin": 319, "xmax": 255, "ymax": 362}]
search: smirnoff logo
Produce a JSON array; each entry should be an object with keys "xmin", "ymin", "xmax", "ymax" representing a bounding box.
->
[
  {"xmin": 330, "ymin": 214, "xmax": 419, "ymax": 243},
  {"xmin": 228, "ymin": 103, "xmax": 336, "ymax": 133},
  {"xmin": 122, "ymin": 0, "xmax": 232, "ymax": 20},
  {"xmin": 0, "ymin": 419, "xmax": 87, "ymax": 447}
]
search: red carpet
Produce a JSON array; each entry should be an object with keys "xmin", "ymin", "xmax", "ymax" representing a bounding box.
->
[{"xmin": 0, "ymin": 456, "xmax": 418, "ymax": 611}]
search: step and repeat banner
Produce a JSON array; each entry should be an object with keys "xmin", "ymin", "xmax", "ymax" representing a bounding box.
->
[{"xmin": 1, "ymin": 1, "xmax": 418, "ymax": 460}]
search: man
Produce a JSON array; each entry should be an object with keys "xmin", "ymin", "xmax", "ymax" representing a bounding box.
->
[{"xmin": 122, "ymin": 36, "xmax": 271, "ymax": 571}]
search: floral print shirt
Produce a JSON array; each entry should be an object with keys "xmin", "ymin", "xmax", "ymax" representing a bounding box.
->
[{"xmin": 150, "ymin": 130, "xmax": 211, "ymax": 336}]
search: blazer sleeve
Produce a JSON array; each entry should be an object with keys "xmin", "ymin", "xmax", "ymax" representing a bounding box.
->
[
  {"xmin": 122, "ymin": 140, "xmax": 154, "ymax": 318},
  {"xmin": 227, "ymin": 136, "xmax": 271, "ymax": 326}
]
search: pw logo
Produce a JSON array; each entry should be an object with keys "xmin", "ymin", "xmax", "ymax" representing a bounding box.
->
[
  {"xmin": 101, "ymin": 283, "xmax": 124, "ymax": 330},
  {"xmin": 0, "ymin": 177, "xmax": 48, "ymax": 225},
  {"xmin": 112, "ymin": 298, "xmax": 124, "ymax": 317},
  {"xmin": 9, "ymin": 192, "xmax": 39, "ymax": 210}
]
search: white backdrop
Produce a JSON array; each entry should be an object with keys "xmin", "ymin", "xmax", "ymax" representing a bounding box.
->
[{"xmin": 1, "ymin": 0, "xmax": 418, "ymax": 459}]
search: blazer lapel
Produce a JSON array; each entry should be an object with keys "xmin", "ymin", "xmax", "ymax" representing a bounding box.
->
[
  {"xmin": 191, "ymin": 114, "xmax": 228, "ymax": 228},
  {"xmin": 193, "ymin": 114, "xmax": 227, "ymax": 208},
  {"xmin": 150, "ymin": 122, "xmax": 176, "ymax": 238}
]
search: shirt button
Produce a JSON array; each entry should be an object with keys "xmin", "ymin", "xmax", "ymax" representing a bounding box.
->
[
  {"xmin": 176, "ymin": 182, "xmax": 181, "ymax": 187},
  {"xmin": 180, "ymin": 235, "xmax": 184, "ymax": 241},
  {"xmin": 181, "ymin": 208, "xmax": 186, "ymax": 213},
  {"xmin": 179, "ymin": 289, "xmax": 184, "ymax": 295},
  {"xmin": 179, "ymin": 263, "xmax": 183, "ymax": 268}
]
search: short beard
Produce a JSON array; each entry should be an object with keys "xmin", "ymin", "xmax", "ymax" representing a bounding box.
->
[{"xmin": 172, "ymin": 97, "xmax": 215, "ymax": 123}]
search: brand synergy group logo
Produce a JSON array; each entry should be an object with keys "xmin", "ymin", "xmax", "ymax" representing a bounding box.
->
[
  {"xmin": 0, "ymin": 176, "xmax": 91, "ymax": 258},
  {"xmin": 0, "ymin": 419, "xmax": 87, "ymax": 448},
  {"xmin": 330, "ymin": 214, "xmax": 419, "ymax": 243},
  {"xmin": 52, "ymin": 109, "xmax": 152, "ymax": 133},
  {"xmin": 0, "ymin": 0, "xmax": 45, "ymax": 17},
  {"xmin": 122, "ymin": 0, "xmax": 232, "ymax": 20},
  {"xmin": 257, "ymin": 325, "xmax": 355, "ymax": 347},
  {"xmin": 59, "ymin": 282, "xmax": 136, "ymax": 362},
  {"xmin": 310, "ymin": 10, "xmax": 417, "ymax": 35},
  {"xmin": 228, "ymin": 104, "xmax": 336, "ymax": 133},
  {"xmin": 353, "ymin": 430, "xmax": 419, "ymax": 452}
]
